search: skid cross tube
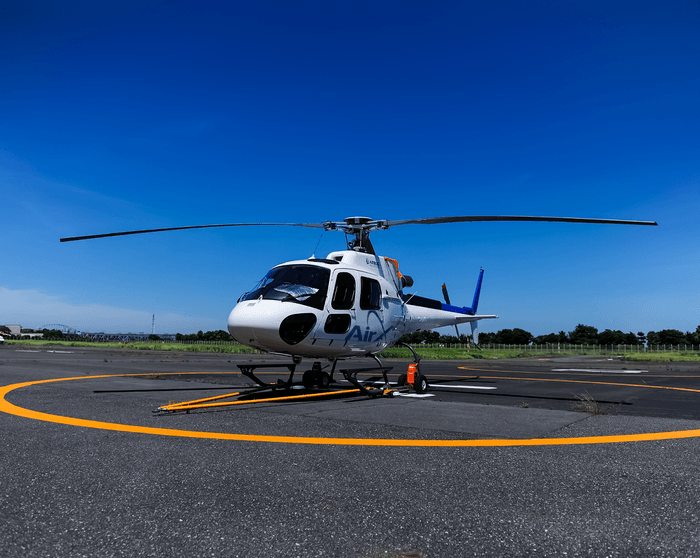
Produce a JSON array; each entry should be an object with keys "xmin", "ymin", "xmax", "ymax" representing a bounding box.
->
[
  {"xmin": 328, "ymin": 359, "xmax": 339, "ymax": 382},
  {"xmin": 238, "ymin": 363, "xmax": 297, "ymax": 389},
  {"xmin": 341, "ymin": 365, "xmax": 394, "ymax": 397}
]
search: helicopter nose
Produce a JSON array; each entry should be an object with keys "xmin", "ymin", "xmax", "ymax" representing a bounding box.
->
[
  {"xmin": 228, "ymin": 300, "xmax": 317, "ymax": 348},
  {"xmin": 228, "ymin": 301, "xmax": 267, "ymax": 345}
]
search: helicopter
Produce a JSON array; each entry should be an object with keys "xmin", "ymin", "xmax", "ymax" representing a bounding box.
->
[{"xmin": 61, "ymin": 214, "xmax": 657, "ymax": 399}]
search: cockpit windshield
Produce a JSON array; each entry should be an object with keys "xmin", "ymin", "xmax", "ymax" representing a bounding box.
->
[{"xmin": 241, "ymin": 264, "xmax": 330, "ymax": 310}]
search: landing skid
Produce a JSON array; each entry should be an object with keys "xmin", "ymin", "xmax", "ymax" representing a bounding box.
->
[
  {"xmin": 239, "ymin": 362, "xmax": 298, "ymax": 389},
  {"xmin": 154, "ymin": 349, "xmax": 431, "ymax": 414},
  {"xmin": 340, "ymin": 354, "xmax": 394, "ymax": 397},
  {"xmin": 154, "ymin": 358, "xmax": 385, "ymax": 414}
]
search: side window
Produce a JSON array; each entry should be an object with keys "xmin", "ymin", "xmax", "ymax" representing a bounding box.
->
[
  {"xmin": 324, "ymin": 314, "xmax": 351, "ymax": 334},
  {"xmin": 332, "ymin": 272, "xmax": 355, "ymax": 310},
  {"xmin": 360, "ymin": 277, "xmax": 381, "ymax": 310}
]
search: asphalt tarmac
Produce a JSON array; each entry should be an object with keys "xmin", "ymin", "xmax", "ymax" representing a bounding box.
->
[{"xmin": 2, "ymin": 345, "xmax": 700, "ymax": 557}]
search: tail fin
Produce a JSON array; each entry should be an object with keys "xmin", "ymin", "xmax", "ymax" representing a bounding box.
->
[{"xmin": 464, "ymin": 268, "xmax": 484, "ymax": 315}]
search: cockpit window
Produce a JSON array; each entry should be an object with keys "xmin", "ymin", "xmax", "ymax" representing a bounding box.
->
[{"xmin": 241, "ymin": 265, "xmax": 330, "ymax": 310}]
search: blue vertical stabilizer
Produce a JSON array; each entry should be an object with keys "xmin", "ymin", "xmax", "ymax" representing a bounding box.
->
[
  {"xmin": 464, "ymin": 268, "xmax": 484, "ymax": 315},
  {"xmin": 439, "ymin": 268, "xmax": 485, "ymax": 315}
]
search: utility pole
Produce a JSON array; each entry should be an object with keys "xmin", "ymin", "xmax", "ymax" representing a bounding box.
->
[{"xmin": 152, "ymin": 314, "xmax": 155, "ymax": 335}]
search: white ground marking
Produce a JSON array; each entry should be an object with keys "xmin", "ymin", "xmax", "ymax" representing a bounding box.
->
[
  {"xmin": 552, "ymin": 368, "xmax": 646, "ymax": 374},
  {"xmin": 429, "ymin": 384, "xmax": 497, "ymax": 390},
  {"xmin": 15, "ymin": 350, "xmax": 41, "ymax": 353},
  {"xmin": 395, "ymin": 393, "xmax": 435, "ymax": 398}
]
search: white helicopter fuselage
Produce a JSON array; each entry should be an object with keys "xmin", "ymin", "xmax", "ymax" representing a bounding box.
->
[{"xmin": 228, "ymin": 250, "xmax": 496, "ymax": 359}]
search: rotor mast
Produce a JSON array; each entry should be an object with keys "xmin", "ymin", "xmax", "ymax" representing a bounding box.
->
[{"xmin": 322, "ymin": 216, "xmax": 389, "ymax": 254}]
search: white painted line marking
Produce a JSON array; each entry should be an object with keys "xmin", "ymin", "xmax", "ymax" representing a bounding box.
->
[
  {"xmin": 552, "ymin": 368, "xmax": 646, "ymax": 374},
  {"xmin": 395, "ymin": 393, "xmax": 435, "ymax": 398},
  {"xmin": 15, "ymin": 350, "xmax": 41, "ymax": 353},
  {"xmin": 47, "ymin": 350, "xmax": 74, "ymax": 354},
  {"xmin": 430, "ymin": 384, "xmax": 497, "ymax": 390}
]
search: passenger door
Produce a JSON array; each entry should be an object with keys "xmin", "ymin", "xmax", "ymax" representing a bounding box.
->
[{"xmin": 322, "ymin": 271, "xmax": 356, "ymax": 338}]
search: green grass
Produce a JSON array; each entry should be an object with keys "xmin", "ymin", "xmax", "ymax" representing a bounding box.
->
[
  {"xmin": 118, "ymin": 342, "xmax": 259, "ymax": 354},
  {"xmin": 5, "ymin": 340, "xmax": 532, "ymax": 358},
  {"xmin": 5, "ymin": 339, "xmax": 258, "ymax": 354},
  {"xmin": 7, "ymin": 339, "xmax": 700, "ymax": 361},
  {"xmin": 378, "ymin": 347, "xmax": 540, "ymax": 360}
]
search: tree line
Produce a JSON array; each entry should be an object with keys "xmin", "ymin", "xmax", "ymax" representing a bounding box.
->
[
  {"xmin": 472, "ymin": 324, "xmax": 700, "ymax": 346},
  {"xmin": 7, "ymin": 325, "xmax": 700, "ymax": 347},
  {"xmin": 3, "ymin": 328, "xmax": 236, "ymax": 342},
  {"xmin": 399, "ymin": 324, "xmax": 700, "ymax": 346}
]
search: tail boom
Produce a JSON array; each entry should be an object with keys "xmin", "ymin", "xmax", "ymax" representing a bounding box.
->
[{"xmin": 401, "ymin": 267, "xmax": 496, "ymax": 336}]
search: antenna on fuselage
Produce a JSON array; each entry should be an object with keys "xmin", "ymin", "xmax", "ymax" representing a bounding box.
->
[{"xmin": 310, "ymin": 231, "xmax": 325, "ymax": 259}]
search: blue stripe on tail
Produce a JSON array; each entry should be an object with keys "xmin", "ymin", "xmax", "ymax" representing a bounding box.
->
[
  {"xmin": 439, "ymin": 268, "xmax": 484, "ymax": 315},
  {"xmin": 466, "ymin": 268, "xmax": 484, "ymax": 315}
]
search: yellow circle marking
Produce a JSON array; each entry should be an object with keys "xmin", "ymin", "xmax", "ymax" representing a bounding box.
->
[
  {"xmin": 2, "ymin": 373, "xmax": 700, "ymax": 446},
  {"xmin": 479, "ymin": 375, "xmax": 700, "ymax": 394}
]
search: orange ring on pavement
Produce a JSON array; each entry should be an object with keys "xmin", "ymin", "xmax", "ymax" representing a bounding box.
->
[{"xmin": 2, "ymin": 373, "xmax": 700, "ymax": 447}]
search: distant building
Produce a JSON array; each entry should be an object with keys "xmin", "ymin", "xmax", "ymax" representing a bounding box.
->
[
  {"xmin": 1, "ymin": 325, "xmax": 41, "ymax": 337},
  {"xmin": 0, "ymin": 325, "xmax": 43, "ymax": 338}
]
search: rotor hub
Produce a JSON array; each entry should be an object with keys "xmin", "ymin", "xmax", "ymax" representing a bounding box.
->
[{"xmin": 320, "ymin": 217, "xmax": 389, "ymax": 253}]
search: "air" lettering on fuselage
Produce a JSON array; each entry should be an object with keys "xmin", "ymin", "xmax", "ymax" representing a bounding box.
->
[{"xmin": 345, "ymin": 326, "xmax": 383, "ymax": 343}]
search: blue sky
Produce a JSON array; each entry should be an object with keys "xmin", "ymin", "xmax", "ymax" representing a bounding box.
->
[{"xmin": 1, "ymin": 1, "xmax": 698, "ymax": 336}]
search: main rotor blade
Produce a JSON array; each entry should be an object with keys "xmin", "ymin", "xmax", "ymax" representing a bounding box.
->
[
  {"xmin": 386, "ymin": 216, "xmax": 658, "ymax": 227},
  {"xmin": 60, "ymin": 222, "xmax": 325, "ymax": 242},
  {"xmin": 60, "ymin": 214, "xmax": 658, "ymax": 243}
]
